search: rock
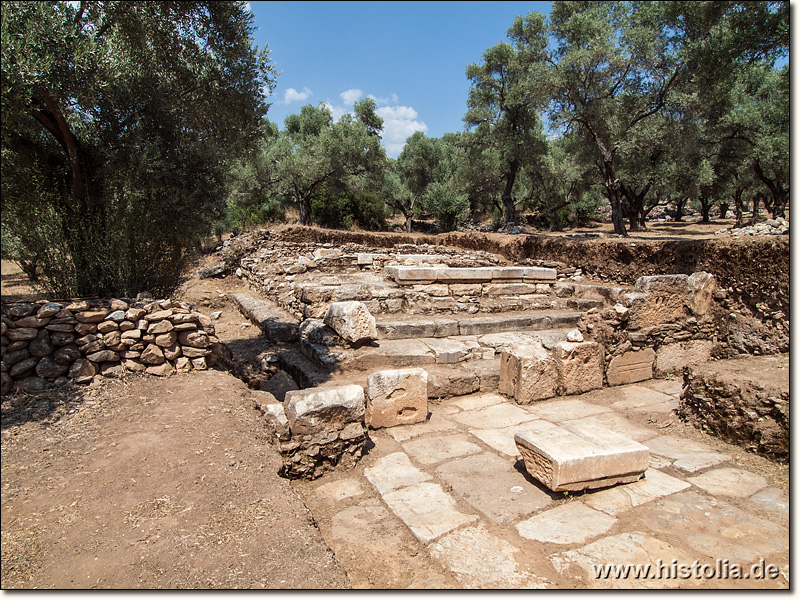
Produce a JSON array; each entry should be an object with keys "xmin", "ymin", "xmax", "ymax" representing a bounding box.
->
[
  {"xmin": 53, "ymin": 345, "xmax": 81, "ymax": 365},
  {"xmin": 284, "ymin": 384, "xmax": 365, "ymax": 436},
  {"xmin": 36, "ymin": 356, "xmax": 69, "ymax": 379},
  {"xmin": 515, "ymin": 421, "xmax": 650, "ymax": 492},
  {"xmin": 6, "ymin": 327, "xmax": 38, "ymax": 341},
  {"xmin": 606, "ymin": 349, "xmax": 655, "ymax": 386},
  {"xmin": 253, "ymin": 391, "xmax": 291, "ymax": 441},
  {"xmin": 554, "ymin": 341, "xmax": 603, "ymax": 396},
  {"xmin": 37, "ymin": 302, "xmax": 63, "ymax": 318},
  {"xmin": 146, "ymin": 362, "xmax": 175, "ymax": 377},
  {"xmin": 109, "ymin": 299, "xmax": 129, "ymax": 311},
  {"xmin": 86, "ymin": 350, "xmax": 120, "ymax": 363},
  {"xmin": 102, "ymin": 330, "xmax": 122, "ymax": 347},
  {"xmin": 7, "ymin": 304, "xmax": 37, "ymax": 318},
  {"xmin": 499, "ymin": 343, "xmax": 558, "ymax": 404},
  {"xmin": 14, "ymin": 376, "xmax": 50, "ymax": 393},
  {"xmin": 140, "ymin": 344, "xmax": 165, "ymax": 365},
  {"xmin": 100, "ymin": 362, "xmax": 125, "ymax": 378},
  {"xmin": 366, "ymin": 368, "xmax": 428, "ymax": 429},
  {"xmin": 163, "ymin": 343, "xmax": 181, "ymax": 361},
  {"xmin": 16, "ymin": 316, "xmax": 51, "ymax": 328},
  {"xmin": 154, "ymin": 331, "xmax": 178, "ymax": 347},
  {"xmin": 174, "ymin": 357, "xmax": 192, "ymax": 372},
  {"xmin": 74, "ymin": 323, "xmax": 97, "ymax": 336},
  {"xmin": 3, "ymin": 348, "xmax": 30, "ymax": 365},
  {"xmin": 177, "ymin": 330, "xmax": 210, "ymax": 348},
  {"xmin": 122, "ymin": 359, "xmax": 146, "ymax": 373},
  {"xmin": 261, "ymin": 370, "xmax": 299, "ymax": 402},
  {"xmin": 198, "ymin": 263, "xmax": 226, "ymax": 279},
  {"xmin": 69, "ymin": 358, "xmax": 97, "ymax": 383},
  {"xmin": 147, "ymin": 320, "xmax": 174, "ymax": 334},
  {"xmin": 566, "ymin": 329, "xmax": 584, "ymax": 342},
  {"xmin": 75, "ymin": 309, "xmax": 111, "ymax": 323},
  {"xmin": 1, "ymin": 372, "xmax": 11, "ymax": 395},
  {"xmin": 181, "ymin": 346, "xmax": 210, "ymax": 358},
  {"xmin": 323, "ymin": 301, "xmax": 377, "ymax": 345},
  {"xmin": 97, "ymin": 320, "xmax": 118, "ymax": 334},
  {"xmin": 145, "ymin": 309, "xmax": 173, "ymax": 321},
  {"xmin": 687, "ymin": 271, "xmax": 716, "ymax": 317},
  {"xmin": 190, "ymin": 357, "xmax": 207, "ymax": 370},
  {"xmin": 654, "ymin": 340, "xmax": 713, "ymax": 376},
  {"xmin": 125, "ymin": 307, "xmax": 146, "ymax": 321},
  {"xmin": 106, "ymin": 310, "xmax": 126, "ymax": 322},
  {"xmin": 120, "ymin": 329, "xmax": 142, "ymax": 341},
  {"xmin": 49, "ymin": 332, "xmax": 76, "ymax": 346},
  {"xmin": 9, "ymin": 357, "xmax": 38, "ymax": 377}
]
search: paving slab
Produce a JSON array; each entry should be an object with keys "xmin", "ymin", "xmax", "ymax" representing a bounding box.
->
[
  {"xmin": 515, "ymin": 420, "xmax": 650, "ymax": 492},
  {"xmin": 584, "ymin": 469, "xmax": 691, "ymax": 516},
  {"xmin": 747, "ymin": 487, "xmax": 789, "ymax": 521},
  {"xmin": 402, "ymin": 433, "xmax": 483, "ymax": 465},
  {"xmin": 610, "ymin": 385, "xmax": 677, "ymax": 410},
  {"xmin": 422, "ymin": 338, "xmax": 471, "ymax": 364},
  {"xmin": 638, "ymin": 491, "xmax": 789, "ymax": 565},
  {"xmin": 639, "ymin": 378, "xmax": 683, "ymax": 397},
  {"xmin": 687, "ymin": 467, "xmax": 768, "ymax": 498},
  {"xmin": 516, "ymin": 502, "xmax": 617, "ymax": 545},
  {"xmin": 551, "ymin": 532, "xmax": 699, "ymax": 589},
  {"xmin": 451, "ymin": 393, "xmax": 504, "ymax": 411},
  {"xmin": 382, "ymin": 482, "xmax": 479, "ymax": 543},
  {"xmin": 434, "ymin": 452, "xmax": 552, "ymax": 524},
  {"xmin": 364, "ymin": 452, "xmax": 432, "ymax": 495},
  {"xmin": 452, "ymin": 402, "xmax": 539, "ymax": 429},
  {"xmin": 386, "ymin": 410, "xmax": 457, "ymax": 443},
  {"xmin": 528, "ymin": 398, "xmax": 612, "ymax": 422},
  {"xmin": 468, "ymin": 425, "xmax": 524, "ymax": 457},
  {"xmin": 429, "ymin": 525, "xmax": 548, "ymax": 589},
  {"xmin": 563, "ymin": 411, "xmax": 657, "ymax": 442},
  {"xmin": 643, "ymin": 436, "xmax": 729, "ymax": 472}
]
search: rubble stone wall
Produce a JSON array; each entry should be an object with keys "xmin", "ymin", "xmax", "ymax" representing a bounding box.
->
[{"xmin": 1, "ymin": 298, "xmax": 220, "ymax": 395}]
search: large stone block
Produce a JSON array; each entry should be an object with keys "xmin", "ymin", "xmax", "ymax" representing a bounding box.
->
[
  {"xmin": 687, "ymin": 271, "xmax": 716, "ymax": 317},
  {"xmin": 499, "ymin": 343, "xmax": 558, "ymax": 404},
  {"xmin": 284, "ymin": 384, "xmax": 365, "ymax": 436},
  {"xmin": 252, "ymin": 390, "xmax": 291, "ymax": 441},
  {"xmin": 626, "ymin": 274, "xmax": 690, "ymax": 330},
  {"xmin": 366, "ymin": 367, "xmax": 428, "ymax": 429},
  {"xmin": 324, "ymin": 301, "xmax": 377, "ymax": 345},
  {"xmin": 554, "ymin": 341, "xmax": 603, "ymax": 395},
  {"xmin": 606, "ymin": 349, "xmax": 655, "ymax": 386},
  {"xmin": 514, "ymin": 420, "xmax": 650, "ymax": 492},
  {"xmin": 654, "ymin": 340, "xmax": 713, "ymax": 375}
]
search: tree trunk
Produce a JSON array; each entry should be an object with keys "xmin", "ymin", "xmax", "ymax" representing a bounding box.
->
[
  {"xmin": 750, "ymin": 194, "xmax": 760, "ymax": 225},
  {"xmin": 734, "ymin": 188, "xmax": 744, "ymax": 227},
  {"xmin": 501, "ymin": 160, "xmax": 519, "ymax": 225},
  {"xmin": 718, "ymin": 203, "xmax": 729, "ymax": 220},
  {"xmin": 603, "ymin": 161, "xmax": 627, "ymax": 236},
  {"xmin": 674, "ymin": 197, "xmax": 686, "ymax": 222},
  {"xmin": 405, "ymin": 213, "xmax": 413, "ymax": 233},
  {"xmin": 297, "ymin": 194, "xmax": 312, "ymax": 225},
  {"xmin": 699, "ymin": 194, "xmax": 711, "ymax": 223}
]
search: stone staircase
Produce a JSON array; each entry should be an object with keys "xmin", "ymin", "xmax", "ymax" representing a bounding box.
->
[{"xmin": 232, "ymin": 258, "xmax": 637, "ymax": 398}]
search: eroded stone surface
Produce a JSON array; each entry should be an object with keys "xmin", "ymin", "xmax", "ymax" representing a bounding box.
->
[
  {"xmin": 366, "ymin": 367, "xmax": 428, "ymax": 429},
  {"xmin": 643, "ymin": 436, "xmax": 729, "ymax": 473},
  {"xmin": 515, "ymin": 420, "xmax": 650, "ymax": 492},
  {"xmin": 429, "ymin": 525, "xmax": 548, "ymax": 588},
  {"xmin": 364, "ymin": 452, "xmax": 432, "ymax": 495},
  {"xmin": 402, "ymin": 434, "xmax": 482, "ymax": 465},
  {"xmin": 687, "ymin": 467, "xmax": 768, "ymax": 498},
  {"xmin": 452, "ymin": 402, "xmax": 539, "ymax": 430},
  {"xmin": 499, "ymin": 343, "xmax": 558, "ymax": 404},
  {"xmin": 284, "ymin": 384, "xmax": 365, "ymax": 436},
  {"xmin": 435, "ymin": 452, "xmax": 552, "ymax": 524},
  {"xmin": 654, "ymin": 340, "xmax": 713, "ymax": 375},
  {"xmin": 606, "ymin": 349, "xmax": 655, "ymax": 386},
  {"xmin": 584, "ymin": 469, "xmax": 690, "ymax": 516},
  {"xmin": 516, "ymin": 502, "xmax": 617, "ymax": 545},
  {"xmin": 324, "ymin": 301, "xmax": 377, "ymax": 345},
  {"xmin": 382, "ymin": 481, "xmax": 478, "ymax": 543},
  {"xmin": 554, "ymin": 341, "xmax": 604, "ymax": 395}
]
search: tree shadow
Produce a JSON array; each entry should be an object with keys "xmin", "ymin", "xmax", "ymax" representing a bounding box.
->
[{"xmin": 1, "ymin": 383, "xmax": 88, "ymax": 431}]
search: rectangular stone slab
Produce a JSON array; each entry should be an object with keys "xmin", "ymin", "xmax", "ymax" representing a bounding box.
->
[{"xmin": 514, "ymin": 420, "xmax": 650, "ymax": 492}]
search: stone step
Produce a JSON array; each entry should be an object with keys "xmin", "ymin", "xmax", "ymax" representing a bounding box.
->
[
  {"xmin": 375, "ymin": 310, "xmax": 583, "ymax": 340},
  {"xmin": 385, "ymin": 266, "xmax": 557, "ymax": 285},
  {"xmin": 301, "ymin": 328, "xmax": 574, "ymax": 373},
  {"xmin": 232, "ymin": 293, "xmax": 300, "ymax": 342},
  {"xmin": 276, "ymin": 350, "xmax": 331, "ymax": 389}
]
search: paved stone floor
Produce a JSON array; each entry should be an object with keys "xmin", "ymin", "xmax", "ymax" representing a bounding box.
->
[{"xmin": 294, "ymin": 379, "xmax": 789, "ymax": 589}]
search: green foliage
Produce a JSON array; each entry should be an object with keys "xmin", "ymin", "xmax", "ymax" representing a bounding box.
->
[
  {"xmin": 1, "ymin": 1, "xmax": 276, "ymax": 297},
  {"xmin": 425, "ymin": 181, "xmax": 469, "ymax": 233},
  {"xmin": 311, "ymin": 187, "xmax": 386, "ymax": 231}
]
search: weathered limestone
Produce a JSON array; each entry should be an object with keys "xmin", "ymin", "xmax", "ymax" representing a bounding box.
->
[
  {"xmin": 626, "ymin": 274, "xmax": 690, "ymax": 329},
  {"xmin": 385, "ymin": 265, "xmax": 557, "ymax": 285},
  {"xmin": 499, "ymin": 343, "xmax": 558, "ymax": 404},
  {"xmin": 231, "ymin": 292, "xmax": 299, "ymax": 343},
  {"xmin": 366, "ymin": 367, "xmax": 428, "ymax": 429},
  {"xmin": 252, "ymin": 390, "xmax": 291, "ymax": 441},
  {"xmin": 284, "ymin": 384, "xmax": 365, "ymax": 436},
  {"xmin": 514, "ymin": 420, "xmax": 650, "ymax": 492},
  {"xmin": 606, "ymin": 348, "xmax": 655, "ymax": 386},
  {"xmin": 554, "ymin": 341, "xmax": 603, "ymax": 395},
  {"xmin": 324, "ymin": 301, "xmax": 377, "ymax": 345},
  {"xmin": 687, "ymin": 271, "xmax": 716, "ymax": 316},
  {"xmin": 654, "ymin": 340, "xmax": 712, "ymax": 375}
]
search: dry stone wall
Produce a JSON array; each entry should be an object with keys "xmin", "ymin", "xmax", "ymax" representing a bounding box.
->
[{"xmin": 1, "ymin": 297, "xmax": 220, "ymax": 395}]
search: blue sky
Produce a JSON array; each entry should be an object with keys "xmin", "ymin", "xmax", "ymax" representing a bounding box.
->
[{"xmin": 247, "ymin": 1, "xmax": 552, "ymax": 157}]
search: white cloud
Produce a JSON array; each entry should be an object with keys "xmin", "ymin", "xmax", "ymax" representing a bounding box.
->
[
  {"xmin": 283, "ymin": 87, "xmax": 313, "ymax": 104},
  {"xmin": 366, "ymin": 93, "xmax": 400, "ymax": 107},
  {"xmin": 322, "ymin": 101, "xmax": 347, "ymax": 122},
  {"xmin": 376, "ymin": 105, "xmax": 428, "ymax": 157},
  {"xmin": 340, "ymin": 89, "xmax": 363, "ymax": 106}
]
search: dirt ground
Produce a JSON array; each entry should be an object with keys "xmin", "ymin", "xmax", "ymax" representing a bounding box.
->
[{"xmin": 0, "ymin": 215, "xmax": 790, "ymax": 589}]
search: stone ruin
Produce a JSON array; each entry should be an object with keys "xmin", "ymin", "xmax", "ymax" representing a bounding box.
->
[{"xmin": 206, "ymin": 234, "xmax": 774, "ymax": 481}]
